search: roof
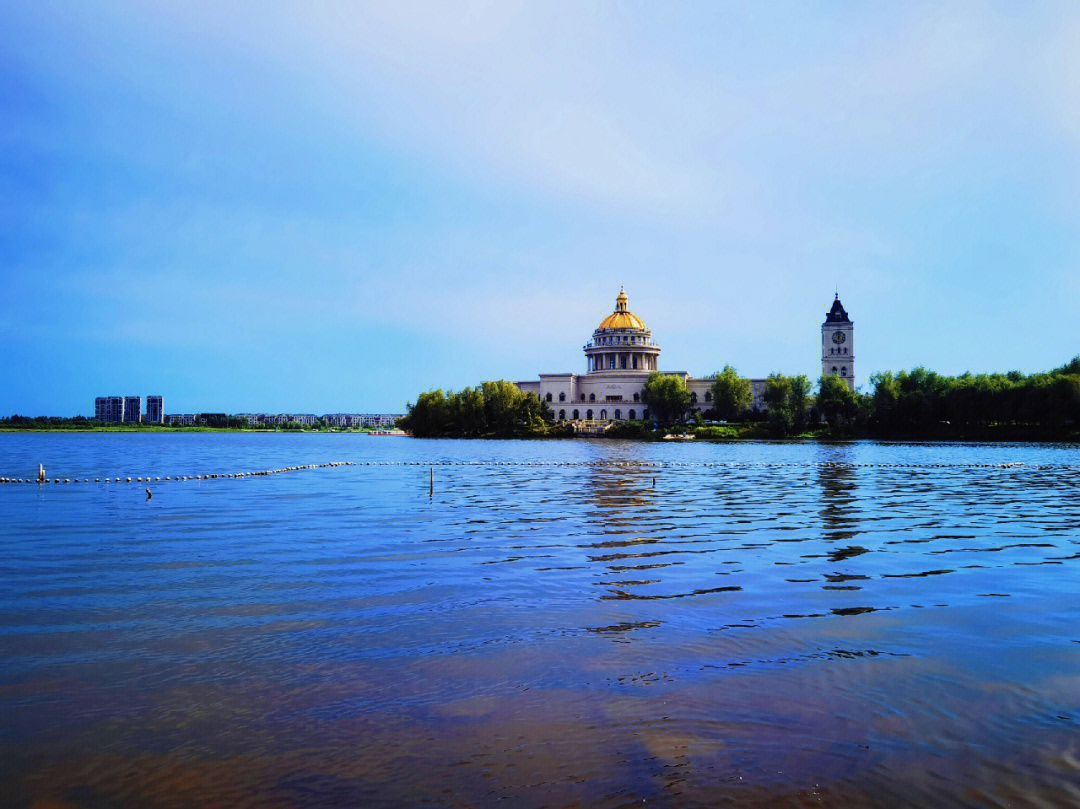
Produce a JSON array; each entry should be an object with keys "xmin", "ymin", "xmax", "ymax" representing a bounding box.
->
[
  {"xmin": 597, "ymin": 287, "xmax": 647, "ymax": 331},
  {"xmin": 824, "ymin": 294, "xmax": 851, "ymax": 323}
]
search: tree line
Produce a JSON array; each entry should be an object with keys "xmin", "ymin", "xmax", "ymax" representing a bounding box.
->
[
  {"xmin": 391, "ymin": 355, "xmax": 1080, "ymax": 441},
  {"xmin": 398, "ymin": 380, "xmax": 553, "ymax": 438},
  {"xmin": 643, "ymin": 357, "xmax": 1080, "ymax": 439},
  {"xmin": 0, "ymin": 414, "xmax": 351, "ymax": 431}
]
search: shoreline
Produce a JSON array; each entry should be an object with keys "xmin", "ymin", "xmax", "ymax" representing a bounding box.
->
[{"xmin": 2, "ymin": 425, "xmax": 1078, "ymax": 443}]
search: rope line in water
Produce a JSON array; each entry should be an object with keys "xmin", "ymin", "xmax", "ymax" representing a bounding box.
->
[
  {"xmin": 0, "ymin": 461, "xmax": 354, "ymax": 484},
  {"xmin": 4, "ymin": 459, "xmax": 1076, "ymax": 484},
  {"xmin": 359, "ymin": 460, "xmax": 1049, "ymax": 469}
]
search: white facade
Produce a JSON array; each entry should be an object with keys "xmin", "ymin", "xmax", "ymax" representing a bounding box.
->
[{"xmin": 515, "ymin": 288, "xmax": 772, "ymax": 423}]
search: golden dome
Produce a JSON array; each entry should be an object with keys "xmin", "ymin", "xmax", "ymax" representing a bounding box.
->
[{"xmin": 597, "ymin": 286, "xmax": 647, "ymax": 330}]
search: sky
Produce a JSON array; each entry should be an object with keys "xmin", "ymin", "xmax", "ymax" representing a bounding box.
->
[{"xmin": 3, "ymin": 1, "xmax": 1080, "ymax": 415}]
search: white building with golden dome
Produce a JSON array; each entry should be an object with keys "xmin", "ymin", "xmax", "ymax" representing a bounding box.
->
[{"xmin": 514, "ymin": 287, "xmax": 769, "ymax": 423}]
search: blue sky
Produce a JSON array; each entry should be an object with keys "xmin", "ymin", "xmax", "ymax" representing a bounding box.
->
[{"xmin": 3, "ymin": 2, "xmax": 1080, "ymax": 415}]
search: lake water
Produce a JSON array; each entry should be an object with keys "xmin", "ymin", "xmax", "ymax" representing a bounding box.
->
[{"xmin": 2, "ymin": 433, "xmax": 1080, "ymax": 808}]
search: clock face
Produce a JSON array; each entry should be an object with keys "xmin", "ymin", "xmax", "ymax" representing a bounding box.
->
[{"xmin": 832, "ymin": 331, "xmax": 846, "ymax": 345}]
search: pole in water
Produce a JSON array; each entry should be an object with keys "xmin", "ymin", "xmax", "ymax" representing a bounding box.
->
[
  {"xmin": 429, "ymin": 467, "xmax": 434, "ymax": 497},
  {"xmin": 38, "ymin": 464, "xmax": 45, "ymax": 484},
  {"xmin": 652, "ymin": 476, "xmax": 656, "ymax": 488}
]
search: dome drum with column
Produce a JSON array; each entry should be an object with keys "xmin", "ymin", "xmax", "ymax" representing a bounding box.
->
[{"xmin": 583, "ymin": 287, "xmax": 660, "ymax": 374}]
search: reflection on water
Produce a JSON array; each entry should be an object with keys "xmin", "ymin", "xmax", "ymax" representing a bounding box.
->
[{"xmin": 2, "ymin": 434, "xmax": 1080, "ymax": 808}]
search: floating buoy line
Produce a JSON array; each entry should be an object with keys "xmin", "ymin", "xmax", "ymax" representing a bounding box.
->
[
  {"xmin": 0, "ymin": 461, "xmax": 354, "ymax": 484},
  {"xmin": 2, "ymin": 459, "xmax": 1074, "ymax": 485},
  {"xmin": 345, "ymin": 460, "xmax": 1044, "ymax": 469}
]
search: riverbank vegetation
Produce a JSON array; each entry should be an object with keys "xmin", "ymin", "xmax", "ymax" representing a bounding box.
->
[
  {"xmin": 401, "ymin": 357, "xmax": 1080, "ymax": 442},
  {"xmin": 0, "ymin": 415, "xmax": 389, "ymax": 432},
  {"xmin": 397, "ymin": 380, "xmax": 554, "ymax": 438}
]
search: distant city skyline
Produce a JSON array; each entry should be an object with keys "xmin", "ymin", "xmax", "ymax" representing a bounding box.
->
[{"xmin": 4, "ymin": 2, "xmax": 1080, "ymax": 415}]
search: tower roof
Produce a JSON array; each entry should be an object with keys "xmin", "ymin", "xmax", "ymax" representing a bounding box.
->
[
  {"xmin": 597, "ymin": 286, "xmax": 647, "ymax": 330},
  {"xmin": 824, "ymin": 294, "xmax": 851, "ymax": 324}
]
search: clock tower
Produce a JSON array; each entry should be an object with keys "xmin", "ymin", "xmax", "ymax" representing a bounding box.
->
[{"xmin": 822, "ymin": 294, "xmax": 854, "ymax": 389}]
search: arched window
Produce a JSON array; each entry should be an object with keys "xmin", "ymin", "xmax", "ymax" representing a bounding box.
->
[
  {"xmin": 558, "ymin": 392, "xmax": 565, "ymax": 402},
  {"xmin": 600, "ymin": 409, "xmax": 607, "ymax": 421},
  {"xmin": 629, "ymin": 409, "xmax": 636, "ymax": 420},
  {"xmin": 559, "ymin": 410, "xmax": 565, "ymax": 420},
  {"xmin": 633, "ymin": 392, "xmax": 640, "ymax": 402},
  {"xmin": 546, "ymin": 393, "xmax": 552, "ymax": 402},
  {"xmin": 572, "ymin": 409, "xmax": 579, "ymax": 420},
  {"xmin": 580, "ymin": 393, "xmax": 585, "ymax": 401},
  {"xmin": 705, "ymin": 391, "xmax": 712, "ymax": 401},
  {"xmin": 614, "ymin": 409, "xmax": 621, "ymax": 420},
  {"xmin": 831, "ymin": 366, "xmax": 838, "ymax": 374},
  {"xmin": 589, "ymin": 393, "xmax": 595, "ymax": 402},
  {"xmin": 691, "ymin": 392, "xmax": 698, "ymax": 403},
  {"xmin": 586, "ymin": 409, "xmax": 593, "ymax": 420},
  {"xmin": 840, "ymin": 367, "xmax": 847, "ymax": 376}
]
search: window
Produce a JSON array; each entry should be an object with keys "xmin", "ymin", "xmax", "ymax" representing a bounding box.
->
[
  {"xmin": 609, "ymin": 357, "xmax": 615, "ymax": 370},
  {"xmin": 691, "ymin": 392, "xmax": 698, "ymax": 403},
  {"xmin": 600, "ymin": 409, "xmax": 607, "ymax": 420},
  {"xmin": 586, "ymin": 409, "xmax": 593, "ymax": 420},
  {"xmin": 841, "ymin": 367, "xmax": 847, "ymax": 376},
  {"xmin": 546, "ymin": 393, "xmax": 552, "ymax": 402},
  {"xmin": 633, "ymin": 392, "xmax": 639, "ymax": 402},
  {"xmin": 589, "ymin": 393, "xmax": 595, "ymax": 402},
  {"xmin": 558, "ymin": 392, "xmax": 565, "ymax": 402},
  {"xmin": 831, "ymin": 366, "xmax": 838, "ymax": 374},
  {"xmin": 573, "ymin": 409, "xmax": 579, "ymax": 420},
  {"xmin": 614, "ymin": 409, "xmax": 621, "ymax": 420},
  {"xmin": 705, "ymin": 391, "xmax": 712, "ymax": 402},
  {"xmin": 629, "ymin": 409, "xmax": 636, "ymax": 420},
  {"xmin": 559, "ymin": 410, "xmax": 565, "ymax": 420},
  {"xmin": 580, "ymin": 393, "xmax": 585, "ymax": 401}
]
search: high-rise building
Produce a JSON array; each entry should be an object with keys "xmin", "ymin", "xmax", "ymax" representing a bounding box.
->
[
  {"xmin": 821, "ymin": 294, "xmax": 855, "ymax": 388},
  {"xmin": 123, "ymin": 396, "xmax": 142, "ymax": 423},
  {"xmin": 95, "ymin": 396, "xmax": 124, "ymax": 423},
  {"xmin": 145, "ymin": 396, "xmax": 163, "ymax": 424}
]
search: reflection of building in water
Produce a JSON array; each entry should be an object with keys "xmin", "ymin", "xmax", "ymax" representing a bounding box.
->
[
  {"xmin": 516, "ymin": 287, "xmax": 856, "ymax": 422},
  {"xmin": 818, "ymin": 453, "xmax": 859, "ymax": 543},
  {"xmin": 584, "ymin": 459, "xmax": 655, "ymax": 529}
]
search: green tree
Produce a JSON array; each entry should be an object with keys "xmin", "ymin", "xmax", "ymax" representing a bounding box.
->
[
  {"xmin": 399, "ymin": 381, "xmax": 548, "ymax": 437},
  {"xmin": 709, "ymin": 365, "xmax": 752, "ymax": 422},
  {"xmin": 817, "ymin": 375, "xmax": 860, "ymax": 437},
  {"xmin": 789, "ymin": 374, "xmax": 812, "ymax": 432},
  {"xmin": 763, "ymin": 373, "xmax": 794, "ymax": 437},
  {"xmin": 641, "ymin": 371, "xmax": 692, "ymax": 426}
]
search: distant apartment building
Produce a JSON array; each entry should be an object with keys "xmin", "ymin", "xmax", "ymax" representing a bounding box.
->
[
  {"xmin": 145, "ymin": 396, "xmax": 164, "ymax": 424},
  {"xmin": 356, "ymin": 414, "xmax": 400, "ymax": 427},
  {"xmin": 94, "ymin": 396, "xmax": 124, "ymax": 423},
  {"xmin": 165, "ymin": 414, "xmax": 196, "ymax": 426},
  {"xmin": 122, "ymin": 396, "xmax": 141, "ymax": 423}
]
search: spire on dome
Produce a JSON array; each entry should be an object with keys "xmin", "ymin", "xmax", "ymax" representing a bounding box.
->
[{"xmin": 615, "ymin": 286, "xmax": 628, "ymax": 312}]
